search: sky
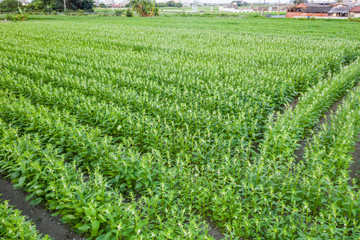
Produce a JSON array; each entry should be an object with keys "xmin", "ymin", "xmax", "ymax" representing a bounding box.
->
[
  {"xmin": 189, "ymin": 0, "xmax": 291, "ymax": 3},
  {"xmin": 182, "ymin": 0, "xmax": 292, "ymax": 4}
]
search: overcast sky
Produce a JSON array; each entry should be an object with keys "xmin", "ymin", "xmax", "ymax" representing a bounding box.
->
[
  {"xmin": 192, "ymin": 0, "xmax": 291, "ymax": 3},
  {"xmin": 186, "ymin": 0, "xmax": 291, "ymax": 4}
]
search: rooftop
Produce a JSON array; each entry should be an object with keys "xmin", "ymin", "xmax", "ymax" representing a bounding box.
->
[
  {"xmin": 302, "ymin": 6, "xmax": 332, "ymax": 13},
  {"xmin": 350, "ymin": 6, "xmax": 360, "ymax": 12},
  {"xmin": 328, "ymin": 6, "xmax": 353, "ymax": 13}
]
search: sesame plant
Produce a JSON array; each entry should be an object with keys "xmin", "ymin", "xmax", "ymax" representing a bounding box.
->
[
  {"xmin": 1, "ymin": 16, "xmax": 360, "ymax": 239},
  {"xmin": 0, "ymin": 199, "xmax": 50, "ymax": 239},
  {"xmin": 290, "ymin": 84, "xmax": 360, "ymax": 238}
]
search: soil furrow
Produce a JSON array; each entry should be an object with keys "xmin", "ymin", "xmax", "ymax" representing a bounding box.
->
[
  {"xmin": 294, "ymin": 83, "xmax": 360, "ymax": 162},
  {"xmin": 283, "ymin": 97, "xmax": 300, "ymax": 112},
  {"xmin": 349, "ymin": 133, "xmax": 360, "ymax": 180},
  {"xmin": 0, "ymin": 176, "xmax": 83, "ymax": 240},
  {"xmin": 207, "ymin": 220, "xmax": 225, "ymax": 240}
]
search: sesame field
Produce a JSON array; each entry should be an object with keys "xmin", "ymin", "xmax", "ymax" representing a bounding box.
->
[{"xmin": 1, "ymin": 16, "xmax": 360, "ymax": 239}]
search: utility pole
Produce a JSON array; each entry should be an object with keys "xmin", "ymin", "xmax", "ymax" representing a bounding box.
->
[
  {"xmin": 262, "ymin": 0, "xmax": 265, "ymax": 16},
  {"xmin": 258, "ymin": 0, "xmax": 261, "ymax": 14},
  {"xmin": 192, "ymin": 0, "xmax": 198, "ymax": 12},
  {"xmin": 277, "ymin": 0, "xmax": 279, "ymax": 16}
]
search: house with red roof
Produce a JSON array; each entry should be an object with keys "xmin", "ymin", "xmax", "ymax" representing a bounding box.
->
[
  {"xmin": 286, "ymin": 3, "xmax": 332, "ymax": 18},
  {"xmin": 349, "ymin": 6, "xmax": 360, "ymax": 17}
]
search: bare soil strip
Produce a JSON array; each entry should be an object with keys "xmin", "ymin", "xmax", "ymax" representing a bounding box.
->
[
  {"xmin": 0, "ymin": 176, "xmax": 83, "ymax": 240},
  {"xmin": 293, "ymin": 96, "xmax": 346, "ymax": 162},
  {"xmin": 283, "ymin": 97, "xmax": 299, "ymax": 112},
  {"xmin": 207, "ymin": 220, "xmax": 225, "ymax": 240},
  {"xmin": 294, "ymin": 81, "xmax": 360, "ymax": 162},
  {"xmin": 349, "ymin": 133, "xmax": 360, "ymax": 179}
]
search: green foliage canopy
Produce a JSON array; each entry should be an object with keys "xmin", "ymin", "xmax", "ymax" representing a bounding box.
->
[
  {"xmin": 0, "ymin": 0, "xmax": 19, "ymax": 12},
  {"xmin": 1, "ymin": 16, "xmax": 360, "ymax": 239},
  {"xmin": 129, "ymin": 0, "xmax": 158, "ymax": 16},
  {"xmin": 26, "ymin": 0, "xmax": 94, "ymax": 12}
]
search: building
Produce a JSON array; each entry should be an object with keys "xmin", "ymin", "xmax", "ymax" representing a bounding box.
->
[
  {"xmin": 328, "ymin": 6, "xmax": 353, "ymax": 17},
  {"xmin": 331, "ymin": 2, "xmax": 356, "ymax": 7},
  {"xmin": 307, "ymin": 0, "xmax": 332, "ymax": 3},
  {"xmin": 286, "ymin": 3, "xmax": 332, "ymax": 17},
  {"xmin": 255, "ymin": 6, "xmax": 269, "ymax": 11},
  {"xmin": 349, "ymin": 6, "xmax": 360, "ymax": 17},
  {"xmin": 308, "ymin": 0, "xmax": 355, "ymax": 2}
]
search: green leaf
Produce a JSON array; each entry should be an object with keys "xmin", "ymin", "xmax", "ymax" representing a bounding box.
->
[
  {"xmin": 135, "ymin": 182, "xmax": 143, "ymax": 190},
  {"xmin": 75, "ymin": 208, "xmax": 84, "ymax": 214},
  {"xmin": 64, "ymin": 215, "xmax": 77, "ymax": 220},
  {"xmin": 96, "ymin": 231, "xmax": 117, "ymax": 240},
  {"xmin": 91, "ymin": 220, "xmax": 100, "ymax": 237},
  {"xmin": 25, "ymin": 192, "xmax": 36, "ymax": 201},
  {"xmin": 14, "ymin": 176, "xmax": 26, "ymax": 189},
  {"xmin": 30, "ymin": 197, "xmax": 42, "ymax": 205},
  {"xmin": 78, "ymin": 224, "xmax": 91, "ymax": 232}
]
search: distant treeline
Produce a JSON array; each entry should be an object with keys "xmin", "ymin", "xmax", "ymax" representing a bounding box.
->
[
  {"xmin": 99, "ymin": 0, "xmax": 183, "ymax": 8},
  {"xmin": 157, "ymin": 1, "xmax": 183, "ymax": 8},
  {"xmin": 0, "ymin": 0, "xmax": 94, "ymax": 12},
  {"xmin": 0, "ymin": 0, "xmax": 184, "ymax": 13}
]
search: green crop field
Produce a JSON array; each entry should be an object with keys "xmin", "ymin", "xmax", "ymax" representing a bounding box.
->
[{"xmin": 1, "ymin": 15, "xmax": 360, "ymax": 239}]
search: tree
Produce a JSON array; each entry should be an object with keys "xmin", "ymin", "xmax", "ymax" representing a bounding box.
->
[
  {"xmin": 165, "ymin": 0, "xmax": 175, "ymax": 7},
  {"xmin": 295, "ymin": 0, "xmax": 306, "ymax": 4},
  {"xmin": 162, "ymin": 1, "xmax": 182, "ymax": 8},
  {"xmin": 149, "ymin": 0, "xmax": 159, "ymax": 16},
  {"xmin": 0, "ymin": 0, "xmax": 19, "ymax": 12},
  {"xmin": 129, "ymin": 0, "xmax": 158, "ymax": 16},
  {"xmin": 27, "ymin": 0, "xmax": 94, "ymax": 11},
  {"xmin": 129, "ymin": 0, "xmax": 151, "ymax": 16},
  {"xmin": 26, "ymin": 0, "xmax": 45, "ymax": 11}
]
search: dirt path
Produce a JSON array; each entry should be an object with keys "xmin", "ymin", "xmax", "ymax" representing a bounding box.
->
[
  {"xmin": 293, "ymin": 95, "xmax": 346, "ymax": 162},
  {"xmin": 208, "ymin": 220, "xmax": 225, "ymax": 240},
  {"xmin": 349, "ymin": 133, "xmax": 360, "ymax": 179},
  {"xmin": 0, "ymin": 177, "xmax": 83, "ymax": 240},
  {"xmin": 283, "ymin": 97, "xmax": 299, "ymax": 112},
  {"xmin": 290, "ymin": 81, "xmax": 360, "ymax": 184}
]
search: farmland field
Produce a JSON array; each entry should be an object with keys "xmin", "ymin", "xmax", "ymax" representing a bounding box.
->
[{"xmin": 1, "ymin": 15, "xmax": 360, "ymax": 239}]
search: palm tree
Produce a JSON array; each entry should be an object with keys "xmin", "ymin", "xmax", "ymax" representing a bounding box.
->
[
  {"xmin": 129, "ymin": 0, "xmax": 152, "ymax": 17},
  {"xmin": 149, "ymin": 0, "xmax": 159, "ymax": 16}
]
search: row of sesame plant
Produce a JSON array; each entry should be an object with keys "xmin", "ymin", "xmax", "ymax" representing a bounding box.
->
[
  {"xmin": 0, "ymin": 118, "xmax": 211, "ymax": 239},
  {"xmin": 0, "ymin": 89, "xmax": 156, "ymax": 194},
  {"xmin": 0, "ymin": 40, "xmax": 356, "ymax": 165},
  {"xmin": 0, "ymin": 87, "xmax": 224, "ymax": 239},
  {"xmin": 235, "ymin": 58, "xmax": 360, "ymax": 238},
  {"xmin": 168, "ymin": 59, "xmax": 360, "ymax": 238},
  {"xmin": 0, "ymin": 57, "xmax": 318, "ymax": 164},
  {"xmin": 261, "ymin": 59, "xmax": 360, "ymax": 161},
  {"xmin": 1, "ymin": 17, "xmax": 360, "ymax": 239},
  {"xmin": 0, "ymin": 89, "xmax": 225, "ymax": 239},
  {"xmin": 1, "ymin": 24, "xmax": 358, "ymax": 150},
  {"xmin": 0, "ymin": 199, "xmax": 50, "ymax": 239},
  {"xmin": 288, "ymin": 83, "xmax": 360, "ymax": 238},
  {"xmin": 1, "ymin": 47, "xmax": 359, "ymax": 239}
]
